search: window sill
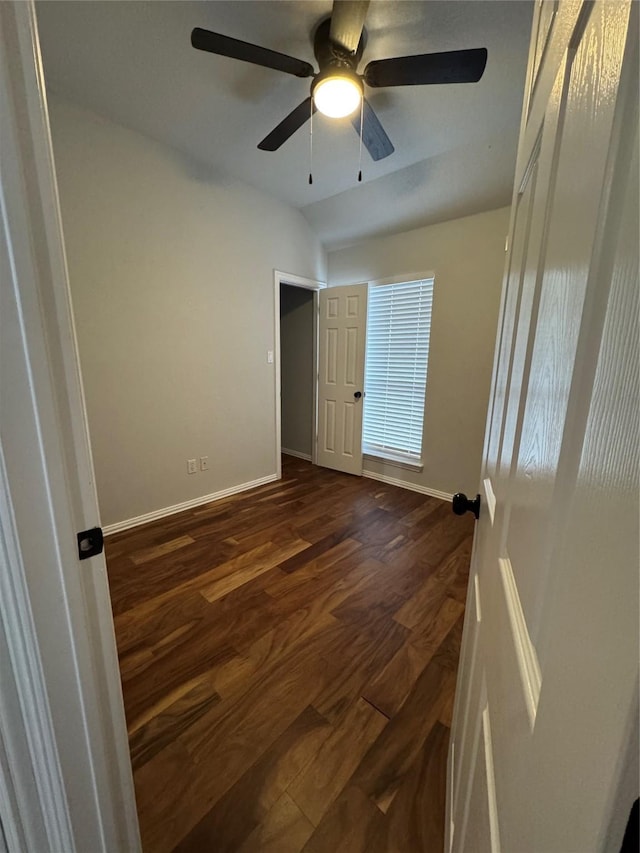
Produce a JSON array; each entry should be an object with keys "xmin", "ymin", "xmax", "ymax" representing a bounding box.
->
[{"xmin": 363, "ymin": 452, "xmax": 424, "ymax": 473}]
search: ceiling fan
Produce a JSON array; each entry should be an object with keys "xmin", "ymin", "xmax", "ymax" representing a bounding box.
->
[{"xmin": 191, "ymin": 0, "xmax": 487, "ymax": 162}]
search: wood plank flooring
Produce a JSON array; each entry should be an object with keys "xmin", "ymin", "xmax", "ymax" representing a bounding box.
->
[{"xmin": 105, "ymin": 457, "xmax": 474, "ymax": 853}]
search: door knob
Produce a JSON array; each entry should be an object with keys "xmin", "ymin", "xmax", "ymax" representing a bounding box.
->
[
  {"xmin": 452, "ymin": 492, "xmax": 481, "ymax": 520},
  {"xmin": 354, "ymin": 391, "xmax": 362, "ymax": 400}
]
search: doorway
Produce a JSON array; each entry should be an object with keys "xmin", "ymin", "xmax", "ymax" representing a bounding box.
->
[
  {"xmin": 273, "ymin": 271, "xmax": 325, "ymax": 478},
  {"xmin": 280, "ymin": 283, "xmax": 315, "ymax": 461}
]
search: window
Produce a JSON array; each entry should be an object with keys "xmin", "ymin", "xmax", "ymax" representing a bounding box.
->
[{"xmin": 363, "ymin": 276, "xmax": 434, "ymax": 467}]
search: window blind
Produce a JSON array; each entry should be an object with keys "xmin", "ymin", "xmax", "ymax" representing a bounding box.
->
[{"xmin": 363, "ymin": 278, "xmax": 434, "ymax": 462}]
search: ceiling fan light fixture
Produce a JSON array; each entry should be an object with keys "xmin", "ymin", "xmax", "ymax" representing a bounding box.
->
[{"xmin": 312, "ymin": 72, "xmax": 363, "ymax": 119}]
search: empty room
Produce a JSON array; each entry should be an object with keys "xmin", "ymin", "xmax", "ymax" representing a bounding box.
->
[{"xmin": 1, "ymin": 2, "xmax": 638, "ymax": 853}]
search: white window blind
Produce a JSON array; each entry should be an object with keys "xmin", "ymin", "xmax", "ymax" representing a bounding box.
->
[{"xmin": 363, "ymin": 277, "xmax": 434, "ymax": 463}]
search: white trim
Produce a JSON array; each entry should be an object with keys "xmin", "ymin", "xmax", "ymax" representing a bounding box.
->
[
  {"xmin": 103, "ymin": 474, "xmax": 278, "ymax": 536},
  {"xmin": 273, "ymin": 269, "xmax": 325, "ymax": 479},
  {"xmin": 363, "ymin": 451, "xmax": 424, "ymax": 473},
  {"xmin": 499, "ymin": 556, "xmax": 542, "ymax": 729},
  {"xmin": 274, "ymin": 270, "xmax": 327, "ymax": 291},
  {"xmin": 368, "ymin": 270, "xmax": 436, "ymax": 288},
  {"xmin": 362, "ymin": 468, "xmax": 453, "ymax": 501},
  {"xmin": 281, "ymin": 448, "xmax": 312, "ymax": 462}
]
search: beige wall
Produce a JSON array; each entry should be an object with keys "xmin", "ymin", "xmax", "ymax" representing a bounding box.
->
[
  {"xmin": 328, "ymin": 207, "xmax": 509, "ymax": 495},
  {"xmin": 280, "ymin": 285, "xmax": 314, "ymax": 458},
  {"xmin": 49, "ymin": 98, "xmax": 326, "ymax": 526}
]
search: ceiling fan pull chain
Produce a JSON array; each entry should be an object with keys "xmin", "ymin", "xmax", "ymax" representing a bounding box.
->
[
  {"xmin": 357, "ymin": 96, "xmax": 364, "ymax": 182},
  {"xmin": 308, "ymin": 99, "xmax": 314, "ymax": 185}
]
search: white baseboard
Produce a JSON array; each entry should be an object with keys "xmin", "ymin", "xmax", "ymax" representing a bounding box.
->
[
  {"xmin": 103, "ymin": 473, "xmax": 279, "ymax": 536},
  {"xmin": 362, "ymin": 468, "xmax": 453, "ymax": 502},
  {"xmin": 281, "ymin": 448, "xmax": 312, "ymax": 461}
]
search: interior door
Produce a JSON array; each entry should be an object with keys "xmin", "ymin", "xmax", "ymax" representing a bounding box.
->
[
  {"xmin": 0, "ymin": 2, "xmax": 140, "ymax": 849},
  {"xmin": 316, "ymin": 284, "xmax": 367, "ymax": 475},
  {"xmin": 447, "ymin": 2, "xmax": 639, "ymax": 851}
]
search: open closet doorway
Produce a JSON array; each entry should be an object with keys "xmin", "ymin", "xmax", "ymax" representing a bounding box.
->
[{"xmin": 273, "ymin": 271, "xmax": 325, "ymax": 478}]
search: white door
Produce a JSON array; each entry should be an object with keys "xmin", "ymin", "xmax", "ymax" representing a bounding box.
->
[
  {"xmin": 0, "ymin": 3, "xmax": 139, "ymax": 850},
  {"xmin": 448, "ymin": 2, "xmax": 638, "ymax": 852},
  {"xmin": 317, "ymin": 284, "xmax": 368, "ymax": 475}
]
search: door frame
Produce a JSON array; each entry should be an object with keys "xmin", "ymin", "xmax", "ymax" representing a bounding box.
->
[
  {"xmin": 0, "ymin": 2, "xmax": 140, "ymax": 850},
  {"xmin": 273, "ymin": 270, "xmax": 326, "ymax": 478}
]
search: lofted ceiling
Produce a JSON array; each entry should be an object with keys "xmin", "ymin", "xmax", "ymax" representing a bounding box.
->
[{"xmin": 36, "ymin": 0, "xmax": 533, "ymax": 250}]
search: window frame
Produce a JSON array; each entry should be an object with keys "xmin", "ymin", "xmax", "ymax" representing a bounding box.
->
[{"xmin": 362, "ymin": 271, "xmax": 435, "ymax": 469}]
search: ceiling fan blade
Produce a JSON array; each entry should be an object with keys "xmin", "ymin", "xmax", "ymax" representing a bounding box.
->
[
  {"xmin": 258, "ymin": 97, "xmax": 316, "ymax": 151},
  {"xmin": 329, "ymin": 0, "xmax": 370, "ymax": 54},
  {"xmin": 191, "ymin": 28, "xmax": 314, "ymax": 78},
  {"xmin": 364, "ymin": 47, "xmax": 488, "ymax": 87},
  {"xmin": 351, "ymin": 98, "xmax": 394, "ymax": 161}
]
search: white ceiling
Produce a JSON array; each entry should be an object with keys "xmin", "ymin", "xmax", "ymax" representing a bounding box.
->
[{"xmin": 36, "ymin": 0, "xmax": 533, "ymax": 250}]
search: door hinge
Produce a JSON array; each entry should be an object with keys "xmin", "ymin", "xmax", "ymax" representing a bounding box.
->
[{"xmin": 77, "ymin": 526, "xmax": 104, "ymax": 560}]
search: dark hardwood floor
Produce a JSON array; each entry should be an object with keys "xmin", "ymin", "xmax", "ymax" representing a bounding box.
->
[{"xmin": 105, "ymin": 456, "xmax": 474, "ymax": 853}]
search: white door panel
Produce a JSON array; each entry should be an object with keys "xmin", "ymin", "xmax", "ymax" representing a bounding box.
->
[
  {"xmin": 448, "ymin": 2, "xmax": 638, "ymax": 852},
  {"xmin": 317, "ymin": 284, "xmax": 367, "ymax": 475},
  {"xmin": 468, "ymin": 702, "xmax": 501, "ymax": 853},
  {"xmin": 506, "ymin": 4, "xmax": 633, "ymax": 635},
  {"xmin": 451, "ymin": 570, "xmax": 483, "ymax": 817},
  {"xmin": 484, "ymin": 160, "xmax": 537, "ymax": 486}
]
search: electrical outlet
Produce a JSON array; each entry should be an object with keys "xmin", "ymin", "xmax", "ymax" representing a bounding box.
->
[
  {"xmin": 187, "ymin": 458, "xmax": 197, "ymax": 474},
  {"xmin": 200, "ymin": 456, "xmax": 209, "ymax": 471}
]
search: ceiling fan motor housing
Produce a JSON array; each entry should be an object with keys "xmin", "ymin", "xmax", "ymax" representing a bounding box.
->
[{"xmin": 313, "ymin": 16, "xmax": 366, "ymax": 74}]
